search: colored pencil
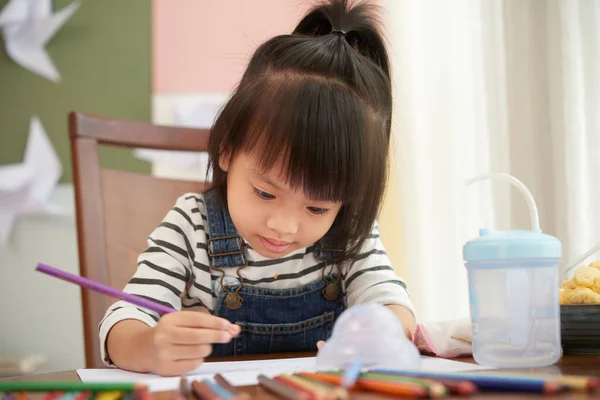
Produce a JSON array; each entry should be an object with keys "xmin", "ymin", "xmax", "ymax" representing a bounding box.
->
[
  {"xmin": 56, "ymin": 393, "xmax": 78, "ymax": 400},
  {"xmin": 278, "ymin": 374, "xmax": 344, "ymax": 400},
  {"xmin": 274, "ymin": 375, "xmax": 323, "ymax": 400},
  {"xmin": 297, "ymin": 372, "xmax": 355, "ymax": 389},
  {"xmin": 356, "ymin": 372, "xmax": 447, "ymax": 397},
  {"xmin": 431, "ymin": 379, "xmax": 477, "ymax": 396},
  {"xmin": 257, "ymin": 375, "xmax": 310, "ymax": 400},
  {"xmin": 292, "ymin": 374, "xmax": 349, "ymax": 400},
  {"xmin": 0, "ymin": 383, "xmax": 147, "ymax": 393},
  {"xmin": 175, "ymin": 377, "xmax": 187, "ymax": 400},
  {"xmin": 133, "ymin": 386, "xmax": 152, "ymax": 400},
  {"xmin": 341, "ymin": 355, "xmax": 361, "ymax": 389},
  {"xmin": 94, "ymin": 391, "xmax": 123, "ymax": 400},
  {"xmin": 41, "ymin": 393, "xmax": 63, "ymax": 400},
  {"xmin": 213, "ymin": 374, "xmax": 251, "ymax": 400},
  {"xmin": 35, "ymin": 263, "xmax": 175, "ymax": 315},
  {"xmin": 15, "ymin": 393, "xmax": 28, "ymax": 400},
  {"xmin": 72, "ymin": 392, "xmax": 91, "ymax": 400},
  {"xmin": 203, "ymin": 380, "xmax": 234, "ymax": 400},
  {"xmin": 297, "ymin": 372, "xmax": 429, "ymax": 398},
  {"xmin": 357, "ymin": 372, "xmax": 474, "ymax": 397},
  {"xmin": 490, "ymin": 372, "xmax": 600, "ymax": 392},
  {"xmin": 372, "ymin": 369, "xmax": 565, "ymax": 393},
  {"xmin": 357, "ymin": 376, "xmax": 430, "ymax": 398},
  {"xmin": 191, "ymin": 380, "xmax": 221, "ymax": 400},
  {"xmin": 366, "ymin": 372, "xmax": 468, "ymax": 397},
  {"xmin": 554, "ymin": 375, "xmax": 600, "ymax": 392}
]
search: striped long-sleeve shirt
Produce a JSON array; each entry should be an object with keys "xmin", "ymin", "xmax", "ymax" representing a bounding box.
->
[{"xmin": 99, "ymin": 193, "xmax": 414, "ymax": 365}]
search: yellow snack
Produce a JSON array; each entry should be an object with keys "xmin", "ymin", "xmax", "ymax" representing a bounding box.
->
[
  {"xmin": 560, "ymin": 261, "xmax": 600, "ymax": 304},
  {"xmin": 588, "ymin": 261, "xmax": 600, "ymax": 270},
  {"xmin": 572, "ymin": 266, "xmax": 600, "ymax": 288},
  {"xmin": 562, "ymin": 287, "xmax": 600, "ymax": 304}
]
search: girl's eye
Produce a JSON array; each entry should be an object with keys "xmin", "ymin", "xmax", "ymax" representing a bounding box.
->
[
  {"xmin": 307, "ymin": 206, "xmax": 330, "ymax": 215},
  {"xmin": 254, "ymin": 188, "xmax": 275, "ymax": 200}
]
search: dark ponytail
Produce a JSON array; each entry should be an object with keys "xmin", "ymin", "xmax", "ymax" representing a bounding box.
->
[
  {"xmin": 208, "ymin": 0, "xmax": 393, "ymax": 262},
  {"xmin": 293, "ymin": 0, "xmax": 390, "ymax": 77}
]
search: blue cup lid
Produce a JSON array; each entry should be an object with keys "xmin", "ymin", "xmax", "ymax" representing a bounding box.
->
[{"xmin": 463, "ymin": 228, "xmax": 562, "ymax": 262}]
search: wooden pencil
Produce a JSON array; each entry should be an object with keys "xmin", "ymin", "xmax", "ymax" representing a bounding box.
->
[
  {"xmin": 94, "ymin": 391, "xmax": 124, "ymax": 400},
  {"xmin": 213, "ymin": 374, "xmax": 251, "ymax": 400},
  {"xmin": 358, "ymin": 372, "xmax": 447, "ymax": 398},
  {"xmin": 297, "ymin": 372, "xmax": 346, "ymax": 387},
  {"xmin": 72, "ymin": 392, "xmax": 91, "ymax": 400},
  {"xmin": 297, "ymin": 372, "xmax": 429, "ymax": 398},
  {"xmin": 0, "ymin": 383, "xmax": 147, "ymax": 393},
  {"xmin": 430, "ymin": 379, "xmax": 477, "ymax": 396},
  {"xmin": 40, "ymin": 393, "xmax": 64, "ymax": 400},
  {"xmin": 371, "ymin": 368, "xmax": 566, "ymax": 393},
  {"xmin": 257, "ymin": 375, "xmax": 310, "ymax": 400},
  {"xmin": 57, "ymin": 393, "xmax": 77, "ymax": 400},
  {"xmin": 274, "ymin": 376, "xmax": 321, "ymax": 400},
  {"xmin": 190, "ymin": 381, "xmax": 221, "ymax": 400},
  {"xmin": 278, "ymin": 374, "xmax": 340, "ymax": 400},
  {"xmin": 490, "ymin": 372, "xmax": 600, "ymax": 392},
  {"xmin": 292, "ymin": 374, "xmax": 349, "ymax": 400},
  {"xmin": 203, "ymin": 380, "xmax": 235, "ymax": 400},
  {"xmin": 175, "ymin": 377, "xmax": 188, "ymax": 400},
  {"xmin": 357, "ymin": 377, "xmax": 430, "ymax": 398}
]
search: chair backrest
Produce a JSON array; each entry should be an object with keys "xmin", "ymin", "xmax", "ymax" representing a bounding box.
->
[{"xmin": 68, "ymin": 111, "xmax": 210, "ymax": 368}]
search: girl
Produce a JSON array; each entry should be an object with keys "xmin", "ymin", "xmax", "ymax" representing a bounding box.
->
[{"xmin": 101, "ymin": 0, "xmax": 416, "ymax": 376}]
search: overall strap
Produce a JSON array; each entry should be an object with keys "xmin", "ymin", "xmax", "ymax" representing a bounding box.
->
[
  {"xmin": 203, "ymin": 190, "xmax": 247, "ymax": 268},
  {"xmin": 314, "ymin": 225, "xmax": 345, "ymax": 263}
]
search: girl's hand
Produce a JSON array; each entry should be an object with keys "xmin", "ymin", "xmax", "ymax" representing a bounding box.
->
[
  {"xmin": 317, "ymin": 340, "xmax": 326, "ymax": 350},
  {"xmin": 149, "ymin": 311, "xmax": 240, "ymax": 376}
]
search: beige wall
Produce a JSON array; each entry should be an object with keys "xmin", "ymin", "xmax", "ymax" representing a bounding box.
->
[{"xmin": 378, "ymin": 145, "xmax": 406, "ymax": 279}]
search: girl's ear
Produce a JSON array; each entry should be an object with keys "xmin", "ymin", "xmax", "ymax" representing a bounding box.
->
[{"xmin": 219, "ymin": 150, "xmax": 231, "ymax": 172}]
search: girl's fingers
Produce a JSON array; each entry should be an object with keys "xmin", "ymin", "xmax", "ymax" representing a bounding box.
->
[
  {"xmin": 316, "ymin": 340, "xmax": 325, "ymax": 350},
  {"xmin": 169, "ymin": 311, "xmax": 232, "ymax": 330},
  {"xmin": 163, "ymin": 343, "xmax": 213, "ymax": 361},
  {"xmin": 171, "ymin": 327, "xmax": 233, "ymax": 345}
]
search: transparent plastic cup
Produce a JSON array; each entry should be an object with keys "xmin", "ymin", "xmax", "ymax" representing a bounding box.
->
[
  {"xmin": 466, "ymin": 254, "xmax": 562, "ymax": 368},
  {"xmin": 316, "ymin": 303, "xmax": 421, "ymax": 371}
]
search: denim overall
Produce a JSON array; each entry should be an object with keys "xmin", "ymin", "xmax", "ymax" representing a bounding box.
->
[{"xmin": 203, "ymin": 190, "xmax": 346, "ymax": 357}]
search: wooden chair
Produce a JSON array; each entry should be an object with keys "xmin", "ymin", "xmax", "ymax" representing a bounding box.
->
[{"xmin": 68, "ymin": 111, "xmax": 210, "ymax": 368}]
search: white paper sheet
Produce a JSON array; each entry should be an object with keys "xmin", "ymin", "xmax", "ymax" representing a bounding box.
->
[
  {"xmin": 77, "ymin": 356, "xmax": 491, "ymax": 392},
  {"xmin": 0, "ymin": 0, "xmax": 81, "ymax": 82},
  {"xmin": 0, "ymin": 116, "xmax": 66, "ymax": 245}
]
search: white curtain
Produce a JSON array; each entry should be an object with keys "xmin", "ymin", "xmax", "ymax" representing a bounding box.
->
[{"xmin": 382, "ymin": 0, "xmax": 600, "ymax": 322}]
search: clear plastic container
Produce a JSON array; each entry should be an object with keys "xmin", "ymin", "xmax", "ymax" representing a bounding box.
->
[
  {"xmin": 465, "ymin": 241, "xmax": 562, "ymax": 367},
  {"xmin": 316, "ymin": 303, "xmax": 421, "ymax": 371},
  {"xmin": 464, "ymin": 173, "xmax": 562, "ymax": 368}
]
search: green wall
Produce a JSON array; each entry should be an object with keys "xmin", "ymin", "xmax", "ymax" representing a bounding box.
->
[{"xmin": 0, "ymin": 0, "xmax": 152, "ymax": 182}]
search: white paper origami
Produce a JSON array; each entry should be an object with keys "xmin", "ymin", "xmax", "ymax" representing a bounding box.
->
[
  {"xmin": 0, "ymin": 0, "xmax": 81, "ymax": 83},
  {"xmin": 0, "ymin": 116, "xmax": 65, "ymax": 245}
]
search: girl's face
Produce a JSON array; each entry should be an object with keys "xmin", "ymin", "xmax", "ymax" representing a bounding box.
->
[{"xmin": 220, "ymin": 151, "xmax": 342, "ymax": 259}]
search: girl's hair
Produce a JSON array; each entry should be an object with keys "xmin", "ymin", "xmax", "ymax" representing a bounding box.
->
[{"xmin": 208, "ymin": 0, "xmax": 392, "ymax": 262}]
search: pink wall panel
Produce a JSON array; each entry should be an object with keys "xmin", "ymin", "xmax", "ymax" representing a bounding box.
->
[{"xmin": 153, "ymin": 0, "xmax": 307, "ymax": 93}]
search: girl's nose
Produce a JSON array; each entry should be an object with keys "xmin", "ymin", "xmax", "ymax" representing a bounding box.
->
[{"xmin": 266, "ymin": 211, "xmax": 298, "ymax": 235}]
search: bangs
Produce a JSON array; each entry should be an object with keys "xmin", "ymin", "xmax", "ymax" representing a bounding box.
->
[{"xmin": 235, "ymin": 73, "xmax": 376, "ymax": 204}]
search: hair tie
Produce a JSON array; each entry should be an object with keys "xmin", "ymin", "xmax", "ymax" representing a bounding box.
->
[{"xmin": 330, "ymin": 29, "xmax": 347, "ymax": 37}]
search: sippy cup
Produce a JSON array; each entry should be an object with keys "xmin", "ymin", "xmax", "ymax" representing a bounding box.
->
[{"xmin": 463, "ymin": 173, "xmax": 562, "ymax": 368}]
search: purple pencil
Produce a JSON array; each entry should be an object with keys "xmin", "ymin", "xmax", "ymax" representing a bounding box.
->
[{"xmin": 36, "ymin": 263, "xmax": 175, "ymax": 315}]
